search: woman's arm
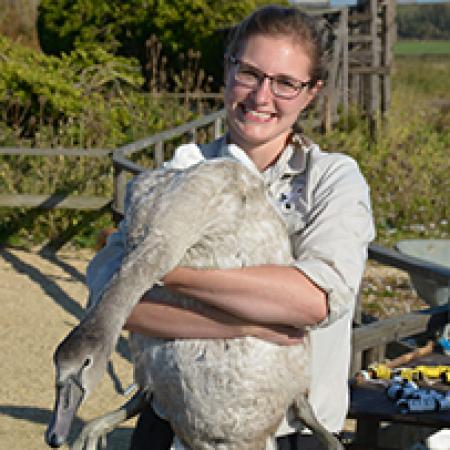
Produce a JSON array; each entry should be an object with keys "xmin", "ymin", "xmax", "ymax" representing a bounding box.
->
[
  {"xmin": 124, "ymin": 293, "xmax": 306, "ymax": 346},
  {"xmin": 162, "ymin": 265, "xmax": 327, "ymax": 328}
]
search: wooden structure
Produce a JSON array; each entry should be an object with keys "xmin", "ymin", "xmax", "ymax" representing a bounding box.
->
[{"xmin": 305, "ymin": 0, "xmax": 397, "ymax": 133}]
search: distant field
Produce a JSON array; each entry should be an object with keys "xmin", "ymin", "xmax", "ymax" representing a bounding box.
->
[{"xmin": 394, "ymin": 40, "xmax": 450, "ymax": 55}]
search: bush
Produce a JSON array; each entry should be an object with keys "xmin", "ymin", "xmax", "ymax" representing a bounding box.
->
[
  {"xmin": 37, "ymin": 0, "xmax": 287, "ymax": 89},
  {"xmin": 397, "ymin": 4, "xmax": 450, "ymax": 40},
  {"xmin": 0, "ymin": 36, "xmax": 198, "ymax": 148},
  {"xmin": 0, "ymin": 37, "xmax": 200, "ymax": 247}
]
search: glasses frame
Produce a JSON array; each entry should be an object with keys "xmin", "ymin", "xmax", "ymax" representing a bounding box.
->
[{"xmin": 228, "ymin": 55, "xmax": 314, "ymax": 100}]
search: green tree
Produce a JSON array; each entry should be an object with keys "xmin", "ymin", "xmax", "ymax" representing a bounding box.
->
[
  {"xmin": 397, "ymin": 4, "xmax": 450, "ymax": 40},
  {"xmin": 37, "ymin": 0, "xmax": 287, "ymax": 89}
]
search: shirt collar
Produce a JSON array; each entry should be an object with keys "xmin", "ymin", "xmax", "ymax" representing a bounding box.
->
[
  {"xmin": 262, "ymin": 136, "xmax": 310, "ymax": 186},
  {"xmin": 209, "ymin": 133, "xmax": 309, "ymax": 180}
]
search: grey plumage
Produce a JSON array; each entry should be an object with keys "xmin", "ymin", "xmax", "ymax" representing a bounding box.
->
[{"xmin": 47, "ymin": 158, "xmax": 343, "ymax": 450}]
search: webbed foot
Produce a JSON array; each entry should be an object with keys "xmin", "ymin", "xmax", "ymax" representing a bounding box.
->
[{"xmin": 71, "ymin": 391, "xmax": 148, "ymax": 450}]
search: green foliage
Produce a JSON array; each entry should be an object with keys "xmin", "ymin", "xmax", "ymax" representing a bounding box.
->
[
  {"xmin": 37, "ymin": 0, "xmax": 287, "ymax": 88},
  {"xmin": 397, "ymin": 4, "xmax": 450, "ymax": 40},
  {"xmin": 0, "ymin": 36, "xmax": 198, "ymax": 149},
  {"xmin": 0, "ymin": 37, "xmax": 200, "ymax": 247},
  {"xmin": 313, "ymin": 56, "xmax": 450, "ymax": 245}
]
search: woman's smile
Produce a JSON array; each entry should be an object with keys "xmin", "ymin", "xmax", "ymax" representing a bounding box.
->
[{"xmin": 238, "ymin": 103, "xmax": 277, "ymax": 123}]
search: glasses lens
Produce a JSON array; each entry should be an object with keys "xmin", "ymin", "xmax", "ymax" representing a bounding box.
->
[
  {"xmin": 272, "ymin": 78, "xmax": 299, "ymax": 98},
  {"xmin": 234, "ymin": 65, "xmax": 259, "ymax": 88}
]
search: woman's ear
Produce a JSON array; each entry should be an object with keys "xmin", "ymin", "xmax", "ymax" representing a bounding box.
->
[
  {"xmin": 303, "ymin": 79, "xmax": 323, "ymax": 108},
  {"xmin": 309, "ymin": 80, "xmax": 323, "ymax": 98}
]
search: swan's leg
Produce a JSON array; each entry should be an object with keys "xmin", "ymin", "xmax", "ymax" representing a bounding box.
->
[
  {"xmin": 172, "ymin": 435, "xmax": 189, "ymax": 450},
  {"xmin": 265, "ymin": 436, "xmax": 278, "ymax": 450},
  {"xmin": 70, "ymin": 390, "xmax": 148, "ymax": 450},
  {"xmin": 293, "ymin": 396, "xmax": 344, "ymax": 450}
]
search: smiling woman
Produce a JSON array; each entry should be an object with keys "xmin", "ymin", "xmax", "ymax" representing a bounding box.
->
[{"xmin": 81, "ymin": 5, "xmax": 375, "ymax": 450}]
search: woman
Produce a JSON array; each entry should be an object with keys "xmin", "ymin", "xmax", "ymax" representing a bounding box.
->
[{"xmin": 88, "ymin": 5, "xmax": 375, "ymax": 449}]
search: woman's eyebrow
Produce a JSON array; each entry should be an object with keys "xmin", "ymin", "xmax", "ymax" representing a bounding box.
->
[{"xmin": 239, "ymin": 59, "xmax": 301, "ymax": 82}]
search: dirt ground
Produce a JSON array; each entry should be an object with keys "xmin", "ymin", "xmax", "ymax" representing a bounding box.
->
[
  {"xmin": 0, "ymin": 246, "xmax": 136, "ymax": 450},
  {"xmin": 0, "ymin": 245, "xmax": 428, "ymax": 450}
]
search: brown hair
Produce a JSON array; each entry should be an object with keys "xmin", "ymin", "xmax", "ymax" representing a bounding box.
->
[{"xmin": 225, "ymin": 5, "xmax": 325, "ymax": 84}]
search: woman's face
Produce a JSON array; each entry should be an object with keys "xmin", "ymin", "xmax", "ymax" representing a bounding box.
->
[{"xmin": 224, "ymin": 34, "xmax": 320, "ymax": 154}]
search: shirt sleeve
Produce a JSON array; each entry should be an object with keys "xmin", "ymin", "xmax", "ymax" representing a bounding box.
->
[
  {"xmin": 86, "ymin": 216, "xmax": 127, "ymax": 307},
  {"xmin": 292, "ymin": 153, "xmax": 375, "ymax": 328}
]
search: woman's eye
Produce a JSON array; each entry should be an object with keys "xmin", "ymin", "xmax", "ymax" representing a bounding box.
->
[
  {"xmin": 239, "ymin": 68, "xmax": 259, "ymax": 79},
  {"xmin": 276, "ymin": 78, "xmax": 296, "ymax": 90}
]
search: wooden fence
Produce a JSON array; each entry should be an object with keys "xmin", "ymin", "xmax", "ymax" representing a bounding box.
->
[{"xmin": 0, "ymin": 147, "xmax": 113, "ymax": 211}]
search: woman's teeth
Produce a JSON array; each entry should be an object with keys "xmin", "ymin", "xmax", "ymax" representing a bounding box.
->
[{"xmin": 242, "ymin": 106, "xmax": 273, "ymax": 121}]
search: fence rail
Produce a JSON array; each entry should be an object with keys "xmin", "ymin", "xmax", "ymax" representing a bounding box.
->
[
  {"xmin": 0, "ymin": 194, "xmax": 111, "ymax": 210},
  {"xmin": 0, "ymin": 147, "xmax": 112, "ymax": 157}
]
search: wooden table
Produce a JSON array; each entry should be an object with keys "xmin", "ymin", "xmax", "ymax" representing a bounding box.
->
[{"xmin": 346, "ymin": 353, "xmax": 450, "ymax": 449}]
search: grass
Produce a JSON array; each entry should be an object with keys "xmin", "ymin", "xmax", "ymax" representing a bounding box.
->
[
  {"xmin": 313, "ymin": 55, "xmax": 450, "ymax": 246},
  {"xmin": 394, "ymin": 40, "xmax": 450, "ymax": 55}
]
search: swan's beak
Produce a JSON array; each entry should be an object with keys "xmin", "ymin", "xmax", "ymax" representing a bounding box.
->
[{"xmin": 45, "ymin": 377, "xmax": 84, "ymax": 448}]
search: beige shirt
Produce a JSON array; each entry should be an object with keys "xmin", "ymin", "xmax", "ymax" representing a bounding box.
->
[{"xmin": 87, "ymin": 135, "xmax": 375, "ymax": 434}]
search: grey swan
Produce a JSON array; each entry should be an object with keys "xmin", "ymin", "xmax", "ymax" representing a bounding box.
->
[{"xmin": 45, "ymin": 153, "xmax": 343, "ymax": 450}]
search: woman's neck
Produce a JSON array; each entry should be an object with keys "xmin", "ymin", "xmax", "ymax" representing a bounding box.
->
[{"xmin": 228, "ymin": 132, "xmax": 291, "ymax": 171}]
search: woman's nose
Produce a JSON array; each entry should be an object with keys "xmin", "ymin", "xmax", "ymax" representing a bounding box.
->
[{"xmin": 253, "ymin": 77, "xmax": 273, "ymax": 102}]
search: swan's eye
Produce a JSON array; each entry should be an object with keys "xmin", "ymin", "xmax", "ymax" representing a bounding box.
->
[{"xmin": 82, "ymin": 357, "xmax": 92, "ymax": 369}]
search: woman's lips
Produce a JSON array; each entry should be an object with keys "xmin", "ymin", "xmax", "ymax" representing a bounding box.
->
[{"xmin": 239, "ymin": 103, "xmax": 275, "ymax": 123}]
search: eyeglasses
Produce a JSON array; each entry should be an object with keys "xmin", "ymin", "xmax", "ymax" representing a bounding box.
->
[{"xmin": 228, "ymin": 55, "xmax": 313, "ymax": 100}]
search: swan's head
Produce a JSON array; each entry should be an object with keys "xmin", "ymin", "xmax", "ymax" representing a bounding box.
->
[{"xmin": 45, "ymin": 322, "xmax": 112, "ymax": 447}]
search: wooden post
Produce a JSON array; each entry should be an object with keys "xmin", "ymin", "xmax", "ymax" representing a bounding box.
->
[
  {"xmin": 322, "ymin": 10, "xmax": 344, "ymax": 132},
  {"xmin": 112, "ymin": 162, "xmax": 127, "ymax": 224},
  {"xmin": 154, "ymin": 141, "xmax": 164, "ymax": 168},
  {"xmin": 214, "ymin": 117, "xmax": 223, "ymax": 139},
  {"xmin": 348, "ymin": 6, "xmax": 363, "ymax": 111},
  {"xmin": 367, "ymin": 0, "xmax": 380, "ymax": 137},
  {"xmin": 188, "ymin": 127, "xmax": 197, "ymax": 143},
  {"xmin": 323, "ymin": 93, "xmax": 332, "ymax": 134},
  {"xmin": 381, "ymin": 0, "xmax": 396, "ymax": 115},
  {"xmin": 342, "ymin": 7, "xmax": 349, "ymax": 122}
]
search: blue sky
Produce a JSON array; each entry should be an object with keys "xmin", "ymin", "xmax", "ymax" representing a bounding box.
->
[
  {"xmin": 329, "ymin": 0, "xmax": 450, "ymax": 4},
  {"xmin": 289, "ymin": 0, "xmax": 450, "ymax": 7}
]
